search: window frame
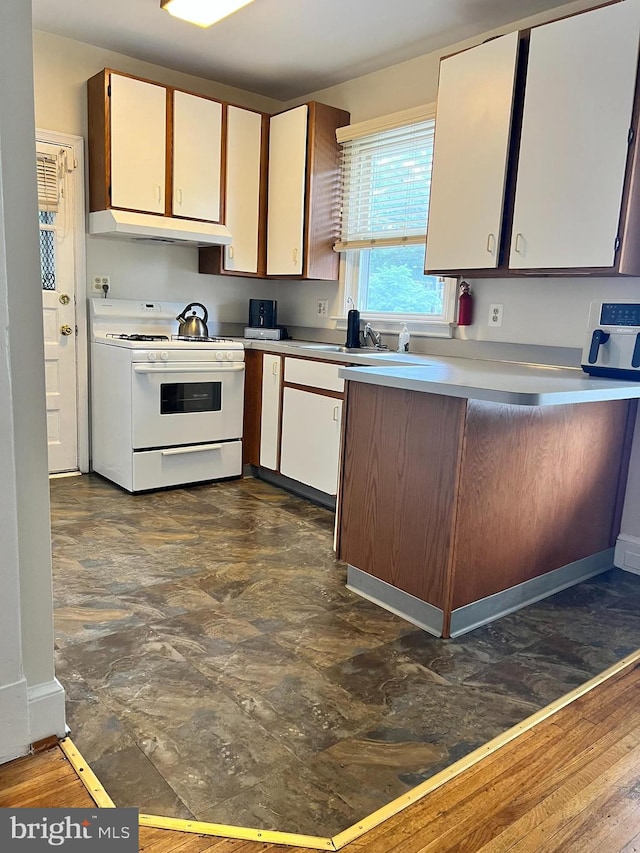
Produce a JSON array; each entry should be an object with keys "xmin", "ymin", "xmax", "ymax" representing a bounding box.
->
[
  {"xmin": 334, "ymin": 105, "xmax": 457, "ymax": 336},
  {"xmin": 341, "ymin": 249, "xmax": 457, "ymax": 338}
]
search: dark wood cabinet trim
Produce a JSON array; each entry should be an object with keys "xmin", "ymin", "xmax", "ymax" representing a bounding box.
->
[
  {"xmin": 164, "ymin": 88, "xmax": 173, "ymax": 218},
  {"xmin": 257, "ymin": 112, "xmax": 270, "ymax": 277},
  {"xmin": 242, "ymin": 349, "xmax": 263, "ymax": 466},
  {"xmin": 339, "ymin": 384, "xmax": 466, "ymax": 609},
  {"xmin": 338, "ymin": 382, "xmax": 636, "ymax": 635},
  {"xmin": 302, "ymin": 101, "xmax": 350, "ymax": 281},
  {"xmin": 609, "ymin": 398, "xmax": 638, "ymax": 541},
  {"xmin": 87, "ymin": 70, "xmax": 110, "ymax": 213},
  {"xmin": 282, "ymin": 380, "xmax": 344, "ymax": 400}
]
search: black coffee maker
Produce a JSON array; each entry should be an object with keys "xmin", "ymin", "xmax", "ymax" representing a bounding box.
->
[
  {"xmin": 248, "ymin": 299, "xmax": 277, "ymax": 329},
  {"xmin": 245, "ymin": 299, "xmax": 287, "ymax": 340}
]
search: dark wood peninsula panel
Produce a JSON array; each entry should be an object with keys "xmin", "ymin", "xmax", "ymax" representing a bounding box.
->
[{"xmin": 338, "ymin": 382, "xmax": 636, "ymax": 637}]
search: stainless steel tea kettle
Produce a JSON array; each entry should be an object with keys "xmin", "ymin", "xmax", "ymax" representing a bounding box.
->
[{"xmin": 176, "ymin": 303, "xmax": 209, "ymax": 338}]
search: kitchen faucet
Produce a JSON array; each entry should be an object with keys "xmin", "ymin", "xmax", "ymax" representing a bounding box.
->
[{"xmin": 363, "ymin": 323, "xmax": 387, "ymax": 349}]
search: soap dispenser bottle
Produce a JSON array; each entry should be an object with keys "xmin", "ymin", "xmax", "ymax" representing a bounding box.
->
[{"xmin": 398, "ymin": 324, "xmax": 410, "ymax": 352}]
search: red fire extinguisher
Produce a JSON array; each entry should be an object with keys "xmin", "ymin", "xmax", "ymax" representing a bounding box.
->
[{"xmin": 458, "ymin": 280, "xmax": 473, "ymax": 326}]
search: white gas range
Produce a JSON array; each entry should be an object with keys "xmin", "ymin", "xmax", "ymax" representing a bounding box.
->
[{"xmin": 90, "ymin": 299, "xmax": 245, "ymax": 493}]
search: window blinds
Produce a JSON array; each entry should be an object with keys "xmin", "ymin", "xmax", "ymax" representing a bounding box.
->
[
  {"xmin": 335, "ymin": 108, "xmax": 435, "ymax": 251},
  {"xmin": 36, "ymin": 153, "xmax": 59, "ymax": 213}
]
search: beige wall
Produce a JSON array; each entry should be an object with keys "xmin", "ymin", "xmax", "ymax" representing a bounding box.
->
[{"xmin": 286, "ymin": 0, "xmax": 597, "ymax": 120}]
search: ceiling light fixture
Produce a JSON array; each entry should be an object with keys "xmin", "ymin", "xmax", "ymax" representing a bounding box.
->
[{"xmin": 160, "ymin": 0, "xmax": 255, "ymax": 28}]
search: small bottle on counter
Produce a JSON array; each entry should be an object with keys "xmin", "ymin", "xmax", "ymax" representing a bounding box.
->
[{"xmin": 397, "ymin": 324, "xmax": 410, "ymax": 352}]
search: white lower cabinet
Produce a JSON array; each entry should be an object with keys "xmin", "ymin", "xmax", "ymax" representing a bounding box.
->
[
  {"xmin": 279, "ymin": 387, "xmax": 343, "ymax": 496},
  {"xmin": 259, "ymin": 353, "xmax": 281, "ymax": 470}
]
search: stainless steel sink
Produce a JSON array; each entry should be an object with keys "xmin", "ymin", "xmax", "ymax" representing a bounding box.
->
[{"xmin": 294, "ymin": 343, "xmax": 390, "ymax": 355}]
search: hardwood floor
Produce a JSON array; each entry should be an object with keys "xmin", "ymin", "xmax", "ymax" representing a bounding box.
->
[{"xmin": 2, "ymin": 662, "xmax": 639, "ymax": 852}]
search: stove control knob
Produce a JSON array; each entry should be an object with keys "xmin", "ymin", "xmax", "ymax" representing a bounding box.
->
[
  {"xmin": 225, "ymin": 351, "xmax": 234, "ymax": 361},
  {"xmin": 160, "ymin": 351, "xmax": 169, "ymax": 361},
  {"xmin": 215, "ymin": 351, "xmax": 224, "ymax": 361},
  {"xmin": 148, "ymin": 351, "xmax": 157, "ymax": 361}
]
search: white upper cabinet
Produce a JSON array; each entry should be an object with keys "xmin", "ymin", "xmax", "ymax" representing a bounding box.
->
[
  {"xmin": 172, "ymin": 91, "xmax": 222, "ymax": 222},
  {"xmin": 425, "ymin": 32, "xmax": 520, "ymax": 272},
  {"xmin": 509, "ymin": 1, "xmax": 640, "ymax": 270},
  {"xmin": 267, "ymin": 105, "xmax": 308, "ymax": 276},
  {"xmin": 423, "ymin": 0, "xmax": 640, "ymax": 276},
  {"xmin": 224, "ymin": 106, "xmax": 263, "ymax": 273},
  {"xmin": 110, "ymin": 74, "xmax": 166, "ymax": 214}
]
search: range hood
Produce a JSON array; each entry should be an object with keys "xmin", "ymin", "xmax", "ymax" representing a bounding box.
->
[{"xmin": 89, "ymin": 209, "xmax": 232, "ymax": 246}]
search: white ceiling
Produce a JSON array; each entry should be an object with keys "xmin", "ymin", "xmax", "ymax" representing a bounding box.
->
[{"xmin": 32, "ymin": 0, "xmax": 581, "ymax": 101}]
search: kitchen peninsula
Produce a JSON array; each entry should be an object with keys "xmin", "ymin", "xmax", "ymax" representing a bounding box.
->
[{"xmin": 335, "ymin": 358, "xmax": 640, "ymax": 639}]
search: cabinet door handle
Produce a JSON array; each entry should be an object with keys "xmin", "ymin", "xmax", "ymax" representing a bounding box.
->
[
  {"xmin": 272, "ymin": 361, "xmax": 279, "ymax": 376},
  {"xmin": 293, "ymin": 248, "xmax": 298, "ymax": 264},
  {"xmin": 228, "ymin": 245, "xmax": 234, "ymax": 260},
  {"xmin": 333, "ymin": 405, "xmax": 339, "ymax": 422},
  {"xmin": 177, "ymin": 187, "xmax": 183, "ymax": 206},
  {"xmin": 486, "ymin": 233, "xmax": 496, "ymax": 254},
  {"xmin": 155, "ymin": 184, "xmax": 162, "ymax": 203},
  {"xmin": 514, "ymin": 232, "xmax": 524, "ymax": 254}
]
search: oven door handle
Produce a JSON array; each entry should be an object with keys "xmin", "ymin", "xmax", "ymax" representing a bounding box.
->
[
  {"xmin": 161, "ymin": 444, "xmax": 223, "ymax": 456},
  {"xmin": 133, "ymin": 364, "xmax": 245, "ymax": 374}
]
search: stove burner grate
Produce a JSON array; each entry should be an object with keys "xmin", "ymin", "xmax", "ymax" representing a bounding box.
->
[
  {"xmin": 107, "ymin": 334, "xmax": 170, "ymax": 341},
  {"xmin": 171, "ymin": 335, "xmax": 234, "ymax": 343}
]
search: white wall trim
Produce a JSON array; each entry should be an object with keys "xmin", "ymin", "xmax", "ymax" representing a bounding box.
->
[
  {"xmin": 614, "ymin": 533, "xmax": 640, "ymax": 575},
  {"xmin": 35, "ymin": 128, "xmax": 88, "ymax": 473},
  {"xmin": 336, "ymin": 103, "xmax": 436, "ymax": 142},
  {"xmin": 27, "ymin": 678, "xmax": 66, "ymax": 743},
  {"xmin": 0, "ymin": 678, "xmax": 30, "ymax": 765}
]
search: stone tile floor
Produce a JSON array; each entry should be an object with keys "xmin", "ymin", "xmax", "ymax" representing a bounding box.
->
[{"xmin": 50, "ymin": 473, "xmax": 640, "ymax": 836}]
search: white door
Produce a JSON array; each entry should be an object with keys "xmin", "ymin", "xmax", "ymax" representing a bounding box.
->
[
  {"xmin": 266, "ymin": 105, "xmax": 308, "ymax": 275},
  {"xmin": 173, "ymin": 91, "xmax": 222, "ymax": 222},
  {"xmin": 224, "ymin": 105, "xmax": 263, "ymax": 273},
  {"xmin": 260, "ymin": 353, "xmax": 281, "ymax": 470},
  {"xmin": 37, "ymin": 141, "xmax": 78, "ymax": 473},
  {"xmin": 425, "ymin": 32, "xmax": 520, "ymax": 271},
  {"xmin": 280, "ymin": 387, "xmax": 342, "ymax": 496},
  {"xmin": 110, "ymin": 73, "xmax": 166, "ymax": 214},
  {"xmin": 509, "ymin": 1, "xmax": 640, "ymax": 269}
]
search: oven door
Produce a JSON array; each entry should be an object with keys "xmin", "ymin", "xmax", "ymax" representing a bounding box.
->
[{"xmin": 131, "ymin": 362, "xmax": 244, "ymax": 449}]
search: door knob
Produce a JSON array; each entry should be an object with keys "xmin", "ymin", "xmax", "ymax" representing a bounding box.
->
[
  {"xmin": 59, "ymin": 293, "xmax": 70, "ymax": 305},
  {"xmin": 60, "ymin": 324, "xmax": 73, "ymax": 337}
]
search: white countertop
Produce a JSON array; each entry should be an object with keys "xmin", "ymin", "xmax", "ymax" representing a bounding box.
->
[
  {"xmin": 238, "ymin": 337, "xmax": 640, "ymax": 406},
  {"xmin": 337, "ymin": 359, "xmax": 640, "ymax": 406}
]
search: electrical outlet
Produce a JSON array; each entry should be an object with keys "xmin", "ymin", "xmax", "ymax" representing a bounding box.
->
[
  {"xmin": 317, "ymin": 299, "xmax": 329, "ymax": 318},
  {"xmin": 488, "ymin": 303, "xmax": 504, "ymax": 327},
  {"xmin": 93, "ymin": 275, "xmax": 110, "ymax": 292}
]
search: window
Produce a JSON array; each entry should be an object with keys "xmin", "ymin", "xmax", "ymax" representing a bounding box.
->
[
  {"xmin": 36, "ymin": 152, "xmax": 59, "ymax": 291},
  {"xmin": 336, "ymin": 107, "xmax": 456, "ymax": 333}
]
